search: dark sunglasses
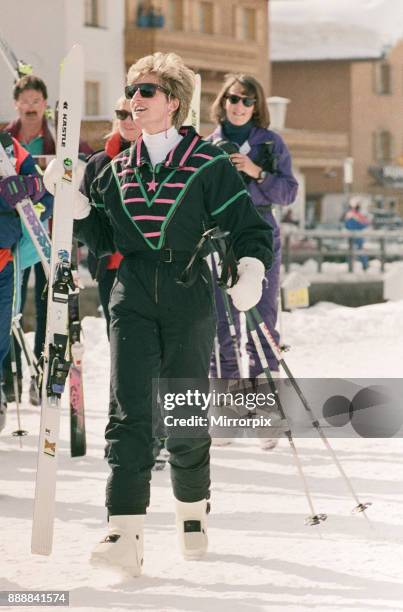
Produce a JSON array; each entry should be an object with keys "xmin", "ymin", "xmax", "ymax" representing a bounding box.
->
[
  {"xmin": 124, "ymin": 82, "xmax": 170, "ymax": 100},
  {"xmin": 225, "ymin": 94, "xmax": 256, "ymax": 107},
  {"xmin": 115, "ymin": 109, "xmax": 133, "ymax": 120}
]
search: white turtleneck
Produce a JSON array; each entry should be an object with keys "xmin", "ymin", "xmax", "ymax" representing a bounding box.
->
[{"xmin": 142, "ymin": 126, "xmax": 183, "ymax": 167}]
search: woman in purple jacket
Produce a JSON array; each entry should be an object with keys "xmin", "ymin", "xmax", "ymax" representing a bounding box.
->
[{"xmin": 209, "ymin": 74, "xmax": 298, "ymax": 390}]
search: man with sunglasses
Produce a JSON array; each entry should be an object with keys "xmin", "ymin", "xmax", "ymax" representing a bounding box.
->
[{"xmin": 45, "ymin": 52, "xmax": 273, "ymax": 577}]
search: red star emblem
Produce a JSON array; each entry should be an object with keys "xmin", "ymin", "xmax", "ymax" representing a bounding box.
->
[{"xmin": 146, "ymin": 178, "xmax": 158, "ymax": 192}]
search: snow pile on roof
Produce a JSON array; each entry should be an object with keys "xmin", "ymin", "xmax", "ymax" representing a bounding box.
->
[{"xmin": 270, "ymin": 0, "xmax": 403, "ymax": 62}]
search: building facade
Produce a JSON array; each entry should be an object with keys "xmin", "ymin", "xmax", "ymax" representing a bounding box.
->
[
  {"xmin": 125, "ymin": 0, "xmax": 270, "ymax": 133},
  {"xmin": 270, "ymin": 0, "xmax": 403, "ymax": 222},
  {"xmin": 0, "ymin": 0, "xmax": 126, "ymax": 150},
  {"xmin": 272, "ymin": 48, "xmax": 403, "ymax": 221}
]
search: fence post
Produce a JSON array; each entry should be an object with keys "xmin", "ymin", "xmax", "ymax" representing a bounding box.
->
[
  {"xmin": 380, "ymin": 236, "xmax": 385, "ymax": 272},
  {"xmin": 284, "ymin": 234, "xmax": 290, "ymax": 273},
  {"xmin": 348, "ymin": 236, "xmax": 354, "ymax": 273},
  {"xmin": 317, "ymin": 237, "xmax": 323, "ymax": 273}
]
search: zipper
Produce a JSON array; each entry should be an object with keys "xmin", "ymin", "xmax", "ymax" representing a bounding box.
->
[{"xmin": 154, "ymin": 263, "xmax": 159, "ymax": 304}]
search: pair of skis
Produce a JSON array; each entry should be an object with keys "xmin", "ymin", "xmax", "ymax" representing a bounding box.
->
[
  {"xmin": 0, "ymin": 125, "xmax": 86, "ymax": 462},
  {"xmin": 0, "ymin": 34, "xmax": 86, "ymax": 459},
  {"xmin": 29, "ymin": 44, "xmax": 85, "ymax": 555},
  {"xmin": 1, "ymin": 41, "xmax": 85, "ymax": 553}
]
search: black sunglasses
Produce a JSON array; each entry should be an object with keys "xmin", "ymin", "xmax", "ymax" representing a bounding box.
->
[
  {"xmin": 115, "ymin": 109, "xmax": 133, "ymax": 120},
  {"xmin": 124, "ymin": 82, "xmax": 170, "ymax": 100},
  {"xmin": 226, "ymin": 94, "xmax": 256, "ymax": 107}
]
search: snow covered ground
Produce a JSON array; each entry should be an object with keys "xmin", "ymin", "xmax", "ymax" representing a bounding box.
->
[{"xmin": 1, "ymin": 300, "xmax": 403, "ymax": 612}]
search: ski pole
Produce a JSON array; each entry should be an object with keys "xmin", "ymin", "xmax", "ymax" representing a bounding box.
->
[
  {"xmin": 31, "ymin": 44, "xmax": 84, "ymax": 557},
  {"xmin": 216, "ymin": 277, "xmax": 247, "ymax": 378},
  {"xmin": 9, "ymin": 333, "xmax": 28, "ymax": 444},
  {"xmin": 12, "ymin": 314, "xmax": 41, "ymax": 398},
  {"xmin": 69, "ymin": 241, "xmax": 87, "ymax": 458},
  {"xmin": 245, "ymin": 310, "xmax": 327, "ymax": 527},
  {"xmin": 214, "ymin": 336, "xmax": 222, "ymax": 379},
  {"xmin": 249, "ymin": 306, "xmax": 372, "ymax": 522},
  {"xmin": 206, "ymin": 252, "xmax": 222, "ymax": 379},
  {"xmin": 208, "ymin": 233, "xmax": 248, "ymax": 379}
]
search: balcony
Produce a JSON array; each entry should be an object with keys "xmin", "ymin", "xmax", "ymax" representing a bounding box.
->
[
  {"xmin": 280, "ymin": 128, "xmax": 350, "ymax": 168},
  {"xmin": 125, "ymin": 26, "xmax": 268, "ymax": 88}
]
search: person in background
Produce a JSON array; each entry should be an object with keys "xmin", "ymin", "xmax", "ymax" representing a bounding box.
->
[
  {"xmin": 3, "ymin": 74, "xmax": 92, "ymax": 405},
  {"xmin": 344, "ymin": 196, "xmax": 370, "ymax": 271},
  {"xmin": 81, "ymin": 96, "xmax": 141, "ymax": 338},
  {"xmin": 150, "ymin": 5, "xmax": 165, "ymax": 27},
  {"xmin": 136, "ymin": 2, "xmax": 149, "ymax": 27},
  {"xmin": 208, "ymin": 74, "xmax": 298, "ymax": 450},
  {"xmin": 7, "ymin": 75, "xmax": 57, "ymax": 155},
  {"xmin": 0, "ymin": 135, "xmax": 53, "ymax": 431},
  {"xmin": 7, "ymin": 74, "xmax": 92, "ymax": 158}
]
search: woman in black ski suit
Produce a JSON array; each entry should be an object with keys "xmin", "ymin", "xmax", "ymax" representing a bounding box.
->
[{"xmin": 45, "ymin": 52, "xmax": 274, "ymax": 576}]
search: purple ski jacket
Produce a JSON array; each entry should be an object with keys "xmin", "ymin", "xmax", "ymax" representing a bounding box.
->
[{"xmin": 209, "ymin": 125, "xmax": 298, "ymax": 248}]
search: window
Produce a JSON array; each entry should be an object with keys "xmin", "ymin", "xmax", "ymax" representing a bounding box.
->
[
  {"xmin": 232, "ymin": 5, "xmax": 238, "ymax": 38},
  {"xmin": 84, "ymin": 0, "xmax": 100, "ymax": 27},
  {"xmin": 85, "ymin": 81, "xmax": 100, "ymax": 116},
  {"xmin": 199, "ymin": 2, "xmax": 214, "ymax": 34},
  {"xmin": 374, "ymin": 61, "xmax": 391, "ymax": 94},
  {"xmin": 373, "ymin": 130, "xmax": 393, "ymax": 163},
  {"xmin": 200, "ymin": 92, "xmax": 214, "ymax": 124},
  {"xmin": 168, "ymin": 0, "xmax": 183, "ymax": 30},
  {"xmin": 242, "ymin": 8, "xmax": 256, "ymax": 41}
]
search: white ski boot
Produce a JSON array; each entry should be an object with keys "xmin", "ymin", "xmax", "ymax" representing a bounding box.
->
[
  {"xmin": 90, "ymin": 515, "xmax": 144, "ymax": 576},
  {"xmin": 175, "ymin": 499, "xmax": 209, "ymax": 560}
]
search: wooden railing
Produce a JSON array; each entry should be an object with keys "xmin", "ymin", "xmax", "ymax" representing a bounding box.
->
[{"xmin": 281, "ymin": 229, "xmax": 403, "ymax": 273}]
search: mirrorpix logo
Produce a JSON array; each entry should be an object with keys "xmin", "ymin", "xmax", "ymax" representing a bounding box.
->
[{"xmin": 322, "ymin": 383, "xmax": 402, "ymax": 438}]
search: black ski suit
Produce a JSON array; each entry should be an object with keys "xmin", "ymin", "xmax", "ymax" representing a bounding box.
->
[{"xmin": 74, "ymin": 126, "xmax": 273, "ymax": 515}]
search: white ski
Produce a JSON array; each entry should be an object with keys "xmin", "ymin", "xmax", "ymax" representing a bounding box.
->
[
  {"xmin": 185, "ymin": 73, "xmax": 201, "ymax": 132},
  {"xmin": 0, "ymin": 30, "xmax": 32, "ymax": 80},
  {"xmin": 31, "ymin": 44, "xmax": 84, "ymax": 556},
  {"xmin": 0, "ymin": 134, "xmax": 51, "ymax": 275}
]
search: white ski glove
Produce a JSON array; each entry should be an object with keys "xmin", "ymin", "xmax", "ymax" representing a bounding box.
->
[
  {"xmin": 43, "ymin": 158, "xmax": 91, "ymax": 220},
  {"xmin": 227, "ymin": 257, "xmax": 265, "ymax": 312}
]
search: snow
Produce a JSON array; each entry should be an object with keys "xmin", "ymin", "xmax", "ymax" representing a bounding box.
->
[
  {"xmin": 1, "ymin": 301, "xmax": 403, "ymax": 611},
  {"xmin": 270, "ymin": 0, "xmax": 403, "ymax": 61}
]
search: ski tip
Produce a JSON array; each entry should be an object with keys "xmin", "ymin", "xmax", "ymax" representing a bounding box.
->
[
  {"xmin": 61, "ymin": 44, "xmax": 84, "ymax": 71},
  {"xmin": 70, "ymin": 43, "xmax": 84, "ymax": 57}
]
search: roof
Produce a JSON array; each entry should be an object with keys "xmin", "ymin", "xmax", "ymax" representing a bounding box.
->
[{"xmin": 270, "ymin": 0, "xmax": 403, "ymax": 62}]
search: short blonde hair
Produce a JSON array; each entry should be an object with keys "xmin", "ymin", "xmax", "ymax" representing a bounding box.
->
[{"xmin": 126, "ymin": 52, "xmax": 195, "ymax": 129}]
